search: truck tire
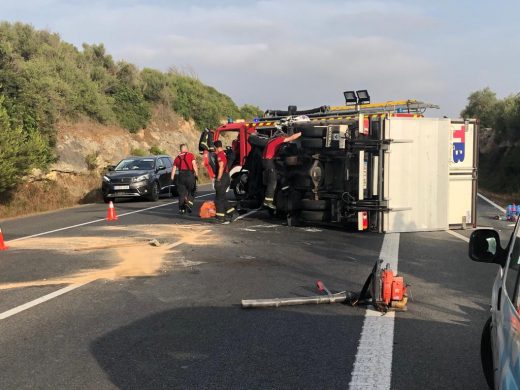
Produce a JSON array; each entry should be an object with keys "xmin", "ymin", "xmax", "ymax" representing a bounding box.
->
[
  {"xmin": 300, "ymin": 126, "xmax": 325, "ymax": 138},
  {"xmin": 480, "ymin": 317, "xmax": 494, "ymax": 389},
  {"xmin": 292, "ymin": 175, "xmax": 312, "ymax": 188},
  {"xmin": 284, "ymin": 156, "xmax": 300, "ymax": 166},
  {"xmin": 300, "ymin": 199, "xmax": 327, "ymax": 211},
  {"xmin": 301, "ymin": 138, "xmax": 323, "ymax": 150},
  {"xmin": 248, "ymin": 133, "xmax": 269, "ymax": 148},
  {"xmin": 231, "ymin": 172, "xmax": 248, "ymax": 200},
  {"xmin": 300, "ymin": 210, "xmax": 326, "ymax": 222}
]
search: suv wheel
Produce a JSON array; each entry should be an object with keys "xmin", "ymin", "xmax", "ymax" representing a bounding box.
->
[{"xmin": 149, "ymin": 182, "xmax": 160, "ymax": 202}]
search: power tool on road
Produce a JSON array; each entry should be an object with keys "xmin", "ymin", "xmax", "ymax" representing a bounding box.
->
[
  {"xmin": 241, "ymin": 260, "xmax": 408, "ymax": 313},
  {"xmin": 346, "ymin": 260, "xmax": 408, "ymax": 312}
]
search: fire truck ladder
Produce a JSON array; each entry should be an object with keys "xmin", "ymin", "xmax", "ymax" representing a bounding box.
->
[{"xmin": 262, "ymin": 100, "xmax": 439, "ymax": 122}]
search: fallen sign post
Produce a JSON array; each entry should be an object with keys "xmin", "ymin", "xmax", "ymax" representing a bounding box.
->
[{"xmin": 241, "ymin": 260, "xmax": 408, "ymax": 313}]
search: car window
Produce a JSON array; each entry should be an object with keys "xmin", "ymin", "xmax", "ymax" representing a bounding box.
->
[
  {"xmin": 115, "ymin": 158, "xmax": 155, "ymax": 171},
  {"xmin": 157, "ymin": 158, "xmax": 166, "ymax": 169},
  {"xmin": 505, "ymin": 225, "xmax": 520, "ymax": 309},
  {"xmin": 163, "ymin": 157, "xmax": 172, "ymax": 169}
]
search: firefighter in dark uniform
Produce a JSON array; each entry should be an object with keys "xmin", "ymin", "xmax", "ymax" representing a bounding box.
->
[
  {"xmin": 262, "ymin": 131, "xmax": 302, "ymax": 209},
  {"xmin": 171, "ymin": 144, "xmax": 198, "ymax": 214},
  {"xmin": 213, "ymin": 140, "xmax": 236, "ymax": 223}
]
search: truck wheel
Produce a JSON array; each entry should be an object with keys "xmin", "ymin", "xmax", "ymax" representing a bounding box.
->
[
  {"xmin": 300, "ymin": 199, "xmax": 327, "ymax": 211},
  {"xmin": 292, "ymin": 175, "xmax": 312, "ymax": 188},
  {"xmin": 300, "ymin": 210, "xmax": 326, "ymax": 222},
  {"xmin": 300, "ymin": 126, "xmax": 325, "ymax": 138},
  {"xmin": 480, "ymin": 317, "xmax": 494, "ymax": 389},
  {"xmin": 301, "ymin": 138, "xmax": 323, "ymax": 150},
  {"xmin": 232, "ymin": 172, "xmax": 248, "ymax": 200}
]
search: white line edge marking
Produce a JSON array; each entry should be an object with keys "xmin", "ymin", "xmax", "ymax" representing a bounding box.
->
[
  {"xmin": 0, "ymin": 232, "xmax": 212, "ymax": 321},
  {"xmin": 349, "ymin": 233, "xmax": 400, "ymax": 390},
  {"xmin": 478, "ymin": 193, "xmax": 505, "ymax": 213},
  {"xmin": 0, "ymin": 282, "xmax": 90, "ymax": 320},
  {"xmin": 7, "ymin": 192, "xmax": 213, "ymax": 243},
  {"xmin": 447, "ymin": 230, "xmax": 470, "ymax": 243}
]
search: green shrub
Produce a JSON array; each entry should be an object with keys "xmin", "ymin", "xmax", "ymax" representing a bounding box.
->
[
  {"xmin": 111, "ymin": 83, "xmax": 151, "ymax": 132},
  {"xmin": 0, "ymin": 95, "xmax": 51, "ymax": 196},
  {"xmin": 149, "ymin": 146, "xmax": 166, "ymax": 155},
  {"xmin": 130, "ymin": 147, "xmax": 147, "ymax": 157},
  {"xmin": 85, "ymin": 152, "xmax": 99, "ymax": 171}
]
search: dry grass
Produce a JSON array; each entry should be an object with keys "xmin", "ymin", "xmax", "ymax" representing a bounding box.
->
[{"xmin": 0, "ymin": 173, "xmax": 101, "ymax": 219}]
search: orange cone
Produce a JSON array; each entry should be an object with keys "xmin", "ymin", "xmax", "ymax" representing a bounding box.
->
[
  {"xmin": 0, "ymin": 226, "xmax": 8, "ymax": 251},
  {"xmin": 106, "ymin": 201, "xmax": 118, "ymax": 221}
]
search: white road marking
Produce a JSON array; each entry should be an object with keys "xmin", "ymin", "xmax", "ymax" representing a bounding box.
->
[
  {"xmin": 0, "ymin": 233, "xmax": 211, "ymax": 321},
  {"xmin": 447, "ymin": 230, "xmax": 470, "ymax": 243},
  {"xmin": 478, "ymin": 193, "xmax": 505, "ymax": 213},
  {"xmin": 0, "ymin": 282, "xmax": 90, "ymax": 320},
  {"xmin": 7, "ymin": 192, "xmax": 213, "ymax": 244},
  {"xmin": 349, "ymin": 233, "xmax": 400, "ymax": 390}
]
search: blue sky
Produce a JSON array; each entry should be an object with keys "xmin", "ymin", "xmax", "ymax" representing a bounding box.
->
[{"xmin": 1, "ymin": 0, "xmax": 519, "ymax": 116}]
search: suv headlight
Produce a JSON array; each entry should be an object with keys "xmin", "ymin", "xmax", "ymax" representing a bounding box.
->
[
  {"xmin": 132, "ymin": 174, "xmax": 150, "ymax": 182},
  {"xmin": 103, "ymin": 175, "xmax": 111, "ymax": 183}
]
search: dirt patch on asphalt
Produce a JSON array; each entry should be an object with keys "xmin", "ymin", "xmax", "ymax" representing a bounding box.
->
[{"xmin": 0, "ymin": 225, "xmax": 214, "ymax": 290}]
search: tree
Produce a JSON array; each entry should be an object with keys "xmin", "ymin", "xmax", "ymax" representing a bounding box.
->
[
  {"xmin": 0, "ymin": 95, "xmax": 51, "ymax": 196},
  {"xmin": 460, "ymin": 87, "xmax": 498, "ymax": 129}
]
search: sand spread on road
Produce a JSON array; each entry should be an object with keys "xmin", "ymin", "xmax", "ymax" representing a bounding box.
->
[{"xmin": 0, "ymin": 224, "xmax": 215, "ymax": 290}]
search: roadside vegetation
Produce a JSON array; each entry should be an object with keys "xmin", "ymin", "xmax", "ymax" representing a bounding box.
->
[
  {"xmin": 0, "ymin": 22, "xmax": 262, "ymax": 199},
  {"xmin": 461, "ymin": 88, "xmax": 520, "ymax": 193}
]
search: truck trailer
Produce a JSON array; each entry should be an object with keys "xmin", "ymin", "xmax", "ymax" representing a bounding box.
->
[{"xmin": 199, "ymin": 92, "xmax": 478, "ymax": 233}]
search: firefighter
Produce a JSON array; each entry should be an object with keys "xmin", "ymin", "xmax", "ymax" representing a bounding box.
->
[
  {"xmin": 262, "ymin": 130, "xmax": 302, "ymax": 209},
  {"xmin": 213, "ymin": 140, "xmax": 236, "ymax": 223},
  {"xmin": 171, "ymin": 144, "xmax": 198, "ymax": 214}
]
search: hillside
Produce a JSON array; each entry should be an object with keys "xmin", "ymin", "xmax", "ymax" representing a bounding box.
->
[{"xmin": 0, "ymin": 22, "xmax": 262, "ymax": 217}]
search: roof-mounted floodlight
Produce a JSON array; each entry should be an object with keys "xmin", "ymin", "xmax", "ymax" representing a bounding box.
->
[
  {"xmin": 356, "ymin": 90, "xmax": 370, "ymax": 104},
  {"xmin": 343, "ymin": 90, "xmax": 357, "ymax": 105}
]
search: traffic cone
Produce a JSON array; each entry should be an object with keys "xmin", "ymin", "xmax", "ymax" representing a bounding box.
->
[
  {"xmin": 106, "ymin": 201, "xmax": 118, "ymax": 221},
  {"xmin": 0, "ymin": 226, "xmax": 8, "ymax": 251}
]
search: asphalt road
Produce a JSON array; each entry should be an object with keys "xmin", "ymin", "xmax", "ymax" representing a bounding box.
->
[{"xmin": 0, "ymin": 187, "xmax": 513, "ymax": 389}]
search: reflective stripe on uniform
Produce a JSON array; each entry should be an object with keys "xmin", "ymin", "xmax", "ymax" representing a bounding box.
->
[
  {"xmin": 226, "ymin": 207, "xmax": 235, "ymax": 214},
  {"xmin": 216, "ymin": 213, "xmax": 225, "ymax": 217}
]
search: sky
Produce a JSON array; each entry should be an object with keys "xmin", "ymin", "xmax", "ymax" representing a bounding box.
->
[{"xmin": 1, "ymin": 0, "xmax": 519, "ymax": 116}]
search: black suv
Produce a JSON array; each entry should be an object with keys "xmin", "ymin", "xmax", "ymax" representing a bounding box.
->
[{"xmin": 101, "ymin": 155, "xmax": 175, "ymax": 203}]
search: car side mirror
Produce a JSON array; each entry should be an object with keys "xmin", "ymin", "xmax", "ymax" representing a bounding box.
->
[
  {"xmin": 156, "ymin": 166, "xmax": 165, "ymax": 172},
  {"xmin": 107, "ymin": 165, "xmax": 115, "ymax": 172},
  {"xmin": 469, "ymin": 229, "xmax": 505, "ymax": 266}
]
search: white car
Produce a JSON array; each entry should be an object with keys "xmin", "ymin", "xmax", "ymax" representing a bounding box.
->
[{"xmin": 469, "ymin": 219, "xmax": 520, "ymax": 389}]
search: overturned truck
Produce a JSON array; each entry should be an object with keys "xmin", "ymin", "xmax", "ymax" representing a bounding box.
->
[{"xmin": 199, "ymin": 94, "xmax": 478, "ymax": 233}]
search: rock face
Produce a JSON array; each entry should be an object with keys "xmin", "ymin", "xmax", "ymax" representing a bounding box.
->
[
  {"xmin": 54, "ymin": 107, "xmax": 200, "ymax": 173},
  {"xmin": 1, "ymin": 107, "xmax": 205, "ymax": 218}
]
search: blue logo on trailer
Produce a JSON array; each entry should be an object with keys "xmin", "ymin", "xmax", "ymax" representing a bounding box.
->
[{"xmin": 452, "ymin": 125, "xmax": 465, "ymax": 163}]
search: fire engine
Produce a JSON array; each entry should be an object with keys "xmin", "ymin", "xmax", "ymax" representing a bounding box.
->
[{"xmin": 199, "ymin": 90, "xmax": 478, "ymax": 233}]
